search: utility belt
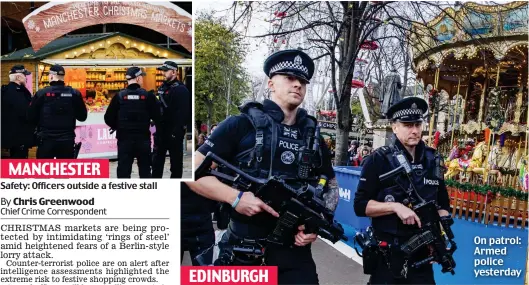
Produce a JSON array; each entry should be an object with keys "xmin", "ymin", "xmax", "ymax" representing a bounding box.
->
[
  {"xmin": 355, "ymin": 227, "xmax": 430, "ymax": 279},
  {"xmin": 214, "ymin": 228, "xmax": 267, "ymax": 266}
]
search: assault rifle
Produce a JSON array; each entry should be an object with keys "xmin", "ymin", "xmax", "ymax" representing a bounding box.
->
[
  {"xmin": 195, "ymin": 151, "xmax": 347, "ymax": 246},
  {"xmin": 379, "ymin": 146, "xmax": 457, "ymax": 275}
]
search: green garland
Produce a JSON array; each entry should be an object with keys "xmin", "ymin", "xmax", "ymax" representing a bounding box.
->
[{"xmin": 445, "ymin": 179, "xmax": 528, "ymax": 201}]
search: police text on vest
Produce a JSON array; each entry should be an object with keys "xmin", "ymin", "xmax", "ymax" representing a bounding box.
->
[
  {"xmin": 278, "ymin": 140, "xmax": 299, "ymax": 151},
  {"xmin": 423, "ymin": 178, "xmax": 439, "ymax": 186}
]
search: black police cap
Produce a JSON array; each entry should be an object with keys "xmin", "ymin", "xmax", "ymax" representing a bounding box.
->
[
  {"xmin": 126, "ymin": 67, "xmax": 146, "ymax": 80},
  {"xmin": 157, "ymin": 61, "xmax": 178, "ymax": 71},
  {"xmin": 10, "ymin": 65, "xmax": 31, "ymax": 75},
  {"xmin": 386, "ymin": 97, "xmax": 428, "ymax": 123},
  {"xmin": 263, "ymin": 49, "xmax": 314, "ymax": 83},
  {"xmin": 49, "ymin": 64, "xmax": 65, "ymax": 76}
]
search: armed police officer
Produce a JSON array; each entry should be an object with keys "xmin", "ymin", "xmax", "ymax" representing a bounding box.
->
[
  {"xmin": 1, "ymin": 65, "xmax": 35, "ymax": 158},
  {"xmin": 104, "ymin": 67, "xmax": 161, "ymax": 178},
  {"xmin": 353, "ymin": 97, "xmax": 452, "ymax": 285},
  {"xmin": 187, "ymin": 49, "xmax": 340, "ymax": 285},
  {"xmin": 27, "ymin": 64, "xmax": 87, "ymax": 159},
  {"xmin": 152, "ymin": 61, "xmax": 191, "ymax": 178}
]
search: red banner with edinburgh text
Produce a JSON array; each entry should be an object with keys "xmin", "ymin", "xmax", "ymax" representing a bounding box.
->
[
  {"xmin": 181, "ymin": 266, "xmax": 278, "ymax": 285},
  {"xmin": 0, "ymin": 159, "xmax": 110, "ymax": 178}
]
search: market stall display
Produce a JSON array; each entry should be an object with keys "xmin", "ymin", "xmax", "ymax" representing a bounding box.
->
[{"xmin": 1, "ymin": 32, "xmax": 192, "ymax": 159}]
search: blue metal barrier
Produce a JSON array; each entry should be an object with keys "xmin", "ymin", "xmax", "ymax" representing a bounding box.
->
[{"xmin": 333, "ymin": 166, "xmax": 370, "ymax": 234}]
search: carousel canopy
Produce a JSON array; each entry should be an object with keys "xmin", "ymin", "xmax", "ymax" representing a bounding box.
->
[{"xmin": 409, "ymin": 2, "xmax": 528, "ymax": 94}]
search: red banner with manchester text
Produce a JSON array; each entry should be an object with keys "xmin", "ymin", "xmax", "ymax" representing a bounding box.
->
[{"xmin": 0, "ymin": 159, "xmax": 110, "ymax": 178}]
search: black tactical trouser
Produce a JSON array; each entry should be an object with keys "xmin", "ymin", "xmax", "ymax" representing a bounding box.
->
[
  {"xmin": 152, "ymin": 132, "xmax": 183, "ymax": 178},
  {"xmin": 218, "ymin": 229, "xmax": 319, "ymax": 285},
  {"xmin": 368, "ymin": 259, "xmax": 435, "ymax": 285},
  {"xmin": 37, "ymin": 139, "xmax": 74, "ymax": 159},
  {"xmin": 117, "ymin": 137, "xmax": 151, "ymax": 178},
  {"xmin": 10, "ymin": 145, "xmax": 29, "ymax": 159},
  {"xmin": 367, "ymin": 240, "xmax": 435, "ymax": 285},
  {"xmin": 181, "ymin": 212, "xmax": 215, "ymax": 266}
]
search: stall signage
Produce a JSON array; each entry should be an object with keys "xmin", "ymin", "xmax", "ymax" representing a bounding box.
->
[
  {"xmin": 64, "ymin": 68, "xmax": 87, "ymax": 98},
  {"xmin": 319, "ymin": 121, "xmax": 337, "ymax": 130},
  {"xmin": 318, "ymin": 121, "xmax": 374, "ymax": 134},
  {"xmin": 74, "ymin": 124, "xmax": 155, "ymax": 158},
  {"xmin": 23, "ymin": 2, "xmax": 192, "ymax": 52},
  {"xmin": 75, "ymin": 124, "xmax": 118, "ymax": 156}
]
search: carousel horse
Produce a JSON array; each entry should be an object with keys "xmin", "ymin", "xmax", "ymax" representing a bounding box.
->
[
  {"xmin": 486, "ymin": 141, "xmax": 503, "ymax": 184},
  {"xmin": 469, "ymin": 141, "xmax": 488, "ymax": 172},
  {"xmin": 466, "ymin": 141, "xmax": 489, "ymax": 184},
  {"xmin": 520, "ymin": 155, "xmax": 529, "ymax": 191},
  {"xmin": 448, "ymin": 144, "xmax": 459, "ymax": 161},
  {"xmin": 444, "ymin": 147, "xmax": 472, "ymax": 181}
]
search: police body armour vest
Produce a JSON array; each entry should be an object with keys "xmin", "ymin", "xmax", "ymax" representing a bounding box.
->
[
  {"xmin": 40, "ymin": 86, "xmax": 76, "ymax": 130},
  {"xmin": 228, "ymin": 102, "xmax": 318, "ymax": 231},
  {"xmin": 236, "ymin": 101, "xmax": 317, "ymax": 181},
  {"xmin": 117, "ymin": 88, "xmax": 150, "ymax": 132},
  {"xmin": 372, "ymin": 144, "xmax": 440, "ymax": 237}
]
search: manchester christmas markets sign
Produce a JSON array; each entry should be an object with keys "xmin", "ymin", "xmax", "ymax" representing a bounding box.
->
[{"xmin": 22, "ymin": 2, "xmax": 192, "ymax": 52}]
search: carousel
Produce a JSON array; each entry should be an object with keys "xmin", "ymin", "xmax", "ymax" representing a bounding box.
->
[{"xmin": 410, "ymin": 2, "xmax": 528, "ymax": 228}]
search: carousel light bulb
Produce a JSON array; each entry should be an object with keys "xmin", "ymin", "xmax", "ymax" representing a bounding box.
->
[
  {"xmin": 126, "ymin": 41, "xmax": 129, "ymax": 44},
  {"xmin": 74, "ymin": 51, "xmax": 77, "ymax": 55},
  {"xmin": 82, "ymin": 49, "xmax": 86, "ymax": 52},
  {"xmin": 99, "ymin": 43, "xmax": 103, "ymax": 47},
  {"xmin": 134, "ymin": 43, "xmax": 137, "ymax": 47},
  {"xmin": 148, "ymin": 47, "xmax": 153, "ymax": 52},
  {"xmin": 91, "ymin": 46, "xmax": 94, "ymax": 50},
  {"xmin": 163, "ymin": 52, "xmax": 168, "ymax": 57},
  {"xmin": 107, "ymin": 41, "xmax": 110, "ymax": 44}
]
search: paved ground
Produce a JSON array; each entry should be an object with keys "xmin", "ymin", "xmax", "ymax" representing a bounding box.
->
[
  {"xmin": 181, "ymin": 229, "xmax": 370, "ymax": 285},
  {"xmin": 109, "ymin": 140, "xmax": 193, "ymax": 179}
]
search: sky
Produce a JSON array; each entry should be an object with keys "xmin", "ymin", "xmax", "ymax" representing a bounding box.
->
[
  {"xmin": 196, "ymin": 1, "xmax": 276, "ymax": 78},
  {"xmin": 196, "ymin": 0, "xmax": 520, "ymax": 78}
]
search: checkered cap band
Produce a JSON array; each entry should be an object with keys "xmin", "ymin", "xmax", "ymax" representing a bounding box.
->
[
  {"xmin": 392, "ymin": 108, "xmax": 423, "ymax": 120},
  {"xmin": 49, "ymin": 70, "xmax": 64, "ymax": 75},
  {"xmin": 126, "ymin": 70, "xmax": 144, "ymax": 79},
  {"xmin": 269, "ymin": 60, "xmax": 309, "ymax": 77},
  {"xmin": 163, "ymin": 63, "xmax": 177, "ymax": 70}
]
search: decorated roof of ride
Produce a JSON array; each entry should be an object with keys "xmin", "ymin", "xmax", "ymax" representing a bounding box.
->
[
  {"xmin": 408, "ymin": 2, "xmax": 528, "ymax": 95},
  {"xmin": 410, "ymin": 1, "xmax": 527, "ymax": 68}
]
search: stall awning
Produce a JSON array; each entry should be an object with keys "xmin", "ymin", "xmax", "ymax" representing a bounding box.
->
[
  {"xmin": 1, "ymin": 32, "xmax": 190, "ymax": 61},
  {"xmin": 40, "ymin": 58, "xmax": 192, "ymax": 68}
]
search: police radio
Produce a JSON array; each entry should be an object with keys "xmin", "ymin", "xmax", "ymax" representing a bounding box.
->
[{"xmin": 297, "ymin": 126, "xmax": 321, "ymax": 179}]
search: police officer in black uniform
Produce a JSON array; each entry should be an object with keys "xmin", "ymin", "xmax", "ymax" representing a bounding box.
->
[
  {"xmin": 152, "ymin": 61, "xmax": 190, "ymax": 178},
  {"xmin": 180, "ymin": 182, "xmax": 216, "ymax": 265},
  {"xmin": 353, "ymin": 97, "xmax": 451, "ymax": 285},
  {"xmin": 104, "ymin": 67, "xmax": 161, "ymax": 178},
  {"xmin": 1, "ymin": 65, "xmax": 35, "ymax": 158},
  {"xmin": 187, "ymin": 49, "xmax": 340, "ymax": 284},
  {"xmin": 27, "ymin": 64, "xmax": 87, "ymax": 159}
]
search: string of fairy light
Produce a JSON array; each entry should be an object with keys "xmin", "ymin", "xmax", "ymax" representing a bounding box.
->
[{"xmin": 64, "ymin": 36, "xmax": 171, "ymax": 59}]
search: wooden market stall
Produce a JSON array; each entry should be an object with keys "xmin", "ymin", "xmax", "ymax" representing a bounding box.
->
[{"xmin": 1, "ymin": 32, "xmax": 192, "ymax": 159}]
